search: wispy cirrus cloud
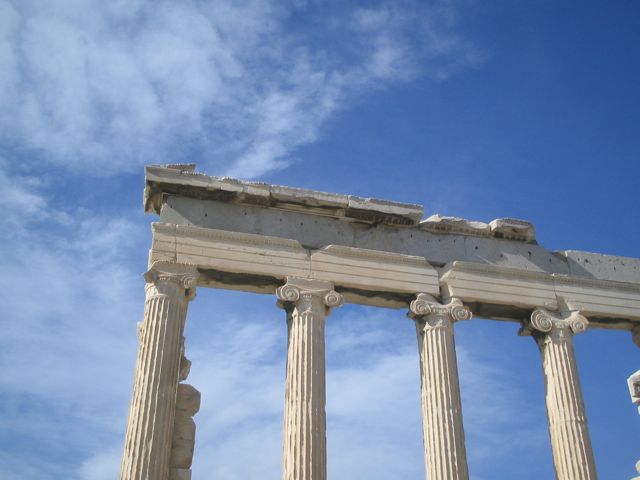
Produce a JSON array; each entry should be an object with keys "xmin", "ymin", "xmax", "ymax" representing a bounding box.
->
[
  {"xmin": 0, "ymin": 162, "xmax": 145, "ymax": 479},
  {"xmin": 0, "ymin": 0, "xmax": 482, "ymax": 178}
]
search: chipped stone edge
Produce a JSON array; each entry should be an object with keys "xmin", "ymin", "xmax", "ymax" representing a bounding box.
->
[
  {"xmin": 145, "ymin": 164, "xmax": 539, "ymax": 241},
  {"xmin": 144, "ymin": 165, "xmax": 423, "ymax": 226}
]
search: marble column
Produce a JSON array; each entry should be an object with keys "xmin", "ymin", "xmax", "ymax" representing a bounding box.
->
[
  {"xmin": 276, "ymin": 277, "xmax": 343, "ymax": 480},
  {"xmin": 120, "ymin": 262, "xmax": 199, "ymax": 480},
  {"xmin": 523, "ymin": 308, "xmax": 597, "ymax": 480},
  {"xmin": 409, "ymin": 293, "xmax": 472, "ymax": 480}
]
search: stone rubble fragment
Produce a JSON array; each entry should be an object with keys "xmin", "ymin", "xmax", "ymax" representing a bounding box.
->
[
  {"xmin": 420, "ymin": 214, "xmax": 491, "ymax": 237},
  {"xmin": 489, "ymin": 217, "xmax": 536, "ymax": 242}
]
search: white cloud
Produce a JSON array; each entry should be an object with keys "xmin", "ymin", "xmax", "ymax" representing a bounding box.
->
[
  {"xmin": 0, "ymin": 0, "xmax": 481, "ymax": 178},
  {"xmin": 0, "ymin": 164, "xmax": 146, "ymax": 478},
  {"xmin": 77, "ymin": 449, "xmax": 121, "ymax": 480}
]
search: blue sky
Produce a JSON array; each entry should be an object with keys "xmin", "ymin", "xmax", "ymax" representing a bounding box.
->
[{"xmin": 0, "ymin": 1, "xmax": 639, "ymax": 479}]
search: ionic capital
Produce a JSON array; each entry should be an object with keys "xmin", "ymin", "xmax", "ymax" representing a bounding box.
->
[
  {"xmin": 409, "ymin": 293, "xmax": 472, "ymax": 330},
  {"xmin": 521, "ymin": 307, "xmax": 589, "ymax": 341},
  {"xmin": 276, "ymin": 277, "xmax": 343, "ymax": 310},
  {"xmin": 143, "ymin": 262, "xmax": 199, "ymax": 300}
]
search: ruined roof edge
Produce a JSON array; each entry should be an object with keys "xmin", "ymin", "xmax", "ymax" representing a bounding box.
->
[
  {"xmin": 144, "ymin": 164, "xmax": 536, "ymax": 242},
  {"xmin": 144, "ymin": 164, "xmax": 424, "ymax": 226}
]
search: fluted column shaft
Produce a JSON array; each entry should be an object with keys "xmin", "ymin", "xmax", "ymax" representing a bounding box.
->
[
  {"xmin": 277, "ymin": 278, "xmax": 343, "ymax": 480},
  {"xmin": 410, "ymin": 294, "xmax": 471, "ymax": 480},
  {"xmin": 525, "ymin": 308, "xmax": 597, "ymax": 480},
  {"xmin": 120, "ymin": 263, "xmax": 198, "ymax": 480}
]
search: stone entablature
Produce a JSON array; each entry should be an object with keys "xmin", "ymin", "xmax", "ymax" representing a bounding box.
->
[
  {"xmin": 147, "ymin": 217, "xmax": 640, "ymax": 328},
  {"xmin": 120, "ymin": 164, "xmax": 640, "ymax": 480},
  {"xmin": 147, "ymin": 165, "xmax": 640, "ymax": 284}
]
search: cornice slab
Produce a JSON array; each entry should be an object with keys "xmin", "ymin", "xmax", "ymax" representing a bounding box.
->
[
  {"xmin": 146, "ymin": 165, "xmax": 543, "ymax": 238},
  {"xmin": 145, "ymin": 165, "xmax": 423, "ymax": 226}
]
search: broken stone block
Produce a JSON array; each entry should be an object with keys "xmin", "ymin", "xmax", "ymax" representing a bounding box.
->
[
  {"xmin": 170, "ymin": 414, "xmax": 196, "ymax": 468},
  {"xmin": 179, "ymin": 356, "xmax": 191, "ymax": 382},
  {"xmin": 176, "ymin": 384, "xmax": 200, "ymax": 416},
  {"xmin": 421, "ymin": 214, "xmax": 491, "ymax": 236},
  {"xmin": 489, "ymin": 218, "xmax": 536, "ymax": 242}
]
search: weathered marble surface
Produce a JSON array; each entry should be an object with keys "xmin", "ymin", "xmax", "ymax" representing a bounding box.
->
[
  {"xmin": 277, "ymin": 277, "xmax": 343, "ymax": 480},
  {"xmin": 410, "ymin": 294, "xmax": 471, "ymax": 480},
  {"xmin": 120, "ymin": 263, "xmax": 198, "ymax": 480},
  {"xmin": 522, "ymin": 309, "xmax": 597, "ymax": 480},
  {"xmin": 115, "ymin": 164, "xmax": 640, "ymax": 480},
  {"xmin": 144, "ymin": 165, "xmax": 640, "ymax": 330},
  {"xmin": 147, "ymin": 165, "xmax": 640, "ymax": 281}
]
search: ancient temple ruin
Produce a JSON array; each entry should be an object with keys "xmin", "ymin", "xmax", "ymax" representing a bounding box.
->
[{"xmin": 119, "ymin": 164, "xmax": 640, "ymax": 480}]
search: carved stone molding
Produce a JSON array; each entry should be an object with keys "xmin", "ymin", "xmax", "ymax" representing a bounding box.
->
[{"xmin": 409, "ymin": 293, "xmax": 472, "ymax": 331}]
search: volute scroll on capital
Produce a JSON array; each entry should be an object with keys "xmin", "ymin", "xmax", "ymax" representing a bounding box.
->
[
  {"xmin": 521, "ymin": 307, "xmax": 589, "ymax": 338},
  {"xmin": 275, "ymin": 277, "xmax": 343, "ymax": 310},
  {"xmin": 409, "ymin": 293, "xmax": 472, "ymax": 329},
  {"xmin": 143, "ymin": 262, "xmax": 199, "ymax": 299}
]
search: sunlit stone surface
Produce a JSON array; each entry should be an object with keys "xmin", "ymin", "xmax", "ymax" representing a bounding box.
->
[
  {"xmin": 522, "ymin": 308, "xmax": 596, "ymax": 480},
  {"xmin": 118, "ymin": 165, "xmax": 640, "ymax": 479},
  {"xmin": 410, "ymin": 294, "xmax": 472, "ymax": 480}
]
